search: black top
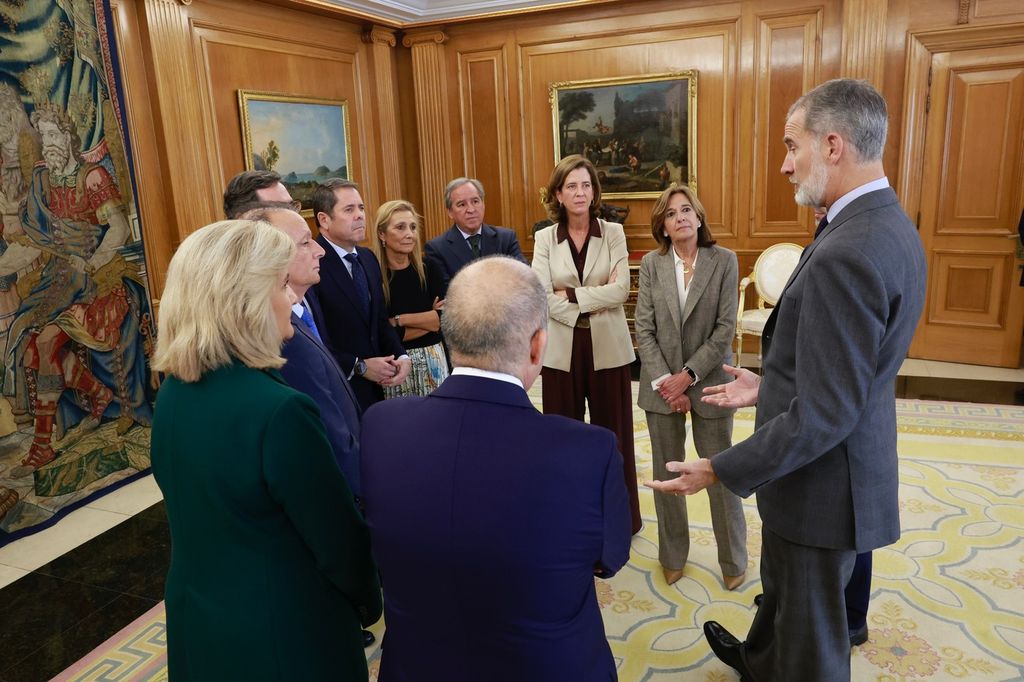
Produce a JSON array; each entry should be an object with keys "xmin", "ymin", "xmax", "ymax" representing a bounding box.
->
[{"xmin": 385, "ymin": 262, "xmax": 444, "ymax": 349}]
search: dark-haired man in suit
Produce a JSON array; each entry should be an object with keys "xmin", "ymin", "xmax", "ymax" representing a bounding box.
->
[
  {"xmin": 310, "ymin": 179, "xmax": 410, "ymax": 410},
  {"xmin": 424, "ymin": 177, "xmax": 526, "ymax": 296},
  {"xmin": 649, "ymin": 78, "xmax": 927, "ymax": 681}
]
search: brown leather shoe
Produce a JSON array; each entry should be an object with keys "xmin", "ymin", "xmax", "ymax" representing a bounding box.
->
[
  {"xmin": 723, "ymin": 572, "xmax": 745, "ymax": 591},
  {"xmin": 662, "ymin": 566, "xmax": 685, "ymax": 585}
]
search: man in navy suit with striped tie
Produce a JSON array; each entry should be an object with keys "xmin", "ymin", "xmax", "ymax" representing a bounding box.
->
[
  {"xmin": 242, "ymin": 202, "xmax": 377, "ymax": 648},
  {"xmin": 310, "ymin": 179, "xmax": 410, "ymax": 410}
]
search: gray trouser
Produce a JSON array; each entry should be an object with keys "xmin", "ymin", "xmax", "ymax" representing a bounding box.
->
[
  {"xmin": 742, "ymin": 526, "xmax": 858, "ymax": 681},
  {"xmin": 647, "ymin": 410, "xmax": 747, "ymax": 576}
]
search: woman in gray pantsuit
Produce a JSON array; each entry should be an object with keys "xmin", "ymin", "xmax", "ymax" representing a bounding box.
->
[{"xmin": 636, "ymin": 185, "xmax": 747, "ymax": 589}]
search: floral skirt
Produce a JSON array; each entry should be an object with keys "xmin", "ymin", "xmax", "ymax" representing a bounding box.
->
[{"xmin": 384, "ymin": 341, "xmax": 449, "ymax": 399}]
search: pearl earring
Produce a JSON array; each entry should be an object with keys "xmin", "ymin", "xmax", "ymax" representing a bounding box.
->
[{"xmin": 663, "ymin": 231, "xmax": 668, "ymax": 237}]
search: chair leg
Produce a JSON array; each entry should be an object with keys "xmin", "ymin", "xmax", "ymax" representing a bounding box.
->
[{"xmin": 736, "ymin": 331, "xmax": 743, "ymax": 368}]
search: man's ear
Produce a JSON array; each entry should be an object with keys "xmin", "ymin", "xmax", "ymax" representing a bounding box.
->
[
  {"xmin": 529, "ymin": 328, "xmax": 547, "ymax": 367},
  {"xmin": 825, "ymin": 132, "xmax": 844, "ymax": 164}
]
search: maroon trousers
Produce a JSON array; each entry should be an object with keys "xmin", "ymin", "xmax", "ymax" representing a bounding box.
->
[{"xmin": 541, "ymin": 327, "xmax": 641, "ymax": 533}]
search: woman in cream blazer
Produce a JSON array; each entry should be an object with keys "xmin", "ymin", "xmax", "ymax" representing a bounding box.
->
[
  {"xmin": 635, "ymin": 184, "xmax": 747, "ymax": 589},
  {"xmin": 532, "ymin": 154, "xmax": 640, "ymax": 533}
]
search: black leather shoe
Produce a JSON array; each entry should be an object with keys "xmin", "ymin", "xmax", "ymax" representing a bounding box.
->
[
  {"xmin": 849, "ymin": 624, "xmax": 868, "ymax": 647},
  {"xmin": 753, "ymin": 593, "xmax": 763, "ymax": 607},
  {"xmin": 362, "ymin": 629, "xmax": 376, "ymax": 647},
  {"xmin": 703, "ymin": 621, "xmax": 753, "ymax": 680}
]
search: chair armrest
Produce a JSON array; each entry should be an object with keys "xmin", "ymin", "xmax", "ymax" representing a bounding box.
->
[{"xmin": 737, "ymin": 277, "xmax": 752, "ymax": 318}]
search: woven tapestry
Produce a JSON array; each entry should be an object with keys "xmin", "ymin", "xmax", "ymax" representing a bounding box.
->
[{"xmin": 0, "ymin": 0, "xmax": 156, "ymax": 545}]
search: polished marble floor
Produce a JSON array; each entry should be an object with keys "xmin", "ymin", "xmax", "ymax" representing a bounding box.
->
[{"xmin": 0, "ymin": 359, "xmax": 1021, "ymax": 681}]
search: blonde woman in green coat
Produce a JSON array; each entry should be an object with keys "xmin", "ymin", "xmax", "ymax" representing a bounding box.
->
[{"xmin": 151, "ymin": 220, "xmax": 382, "ymax": 680}]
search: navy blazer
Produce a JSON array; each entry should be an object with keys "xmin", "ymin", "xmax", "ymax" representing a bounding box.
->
[
  {"xmin": 360, "ymin": 374, "xmax": 631, "ymax": 681},
  {"xmin": 312, "ymin": 237, "xmax": 405, "ymax": 411},
  {"xmin": 714, "ymin": 188, "xmax": 927, "ymax": 552},
  {"xmin": 424, "ymin": 224, "xmax": 526, "ymax": 296},
  {"xmin": 279, "ymin": 311, "xmax": 363, "ymax": 496}
]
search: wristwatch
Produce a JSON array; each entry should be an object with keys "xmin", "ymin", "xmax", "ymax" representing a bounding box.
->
[
  {"xmin": 682, "ymin": 366, "xmax": 697, "ymax": 382},
  {"xmin": 354, "ymin": 358, "xmax": 367, "ymax": 376}
]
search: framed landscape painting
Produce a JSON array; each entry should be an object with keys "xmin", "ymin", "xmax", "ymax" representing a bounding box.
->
[
  {"xmin": 238, "ymin": 91, "xmax": 352, "ymax": 213},
  {"xmin": 549, "ymin": 71, "xmax": 697, "ymax": 199}
]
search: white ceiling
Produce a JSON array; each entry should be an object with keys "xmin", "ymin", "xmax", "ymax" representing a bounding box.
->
[{"xmin": 321, "ymin": 0, "xmax": 595, "ymax": 23}]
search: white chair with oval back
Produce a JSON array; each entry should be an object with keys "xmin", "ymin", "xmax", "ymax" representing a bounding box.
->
[{"xmin": 735, "ymin": 242, "xmax": 804, "ymax": 367}]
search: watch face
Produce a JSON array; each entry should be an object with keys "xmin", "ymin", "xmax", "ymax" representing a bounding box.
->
[{"xmin": 356, "ymin": 360, "xmax": 367, "ymax": 376}]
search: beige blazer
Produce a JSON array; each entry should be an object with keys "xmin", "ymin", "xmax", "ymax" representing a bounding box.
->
[
  {"xmin": 532, "ymin": 219, "xmax": 636, "ymax": 372},
  {"xmin": 635, "ymin": 244, "xmax": 738, "ymax": 418}
]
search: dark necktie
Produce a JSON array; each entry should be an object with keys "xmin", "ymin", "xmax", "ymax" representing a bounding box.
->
[
  {"xmin": 343, "ymin": 252, "xmax": 371, "ymax": 317},
  {"xmin": 814, "ymin": 215, "xmax": 829, "ymax": 238},
  {"xmin": 467, "ymin": 233, "xmax": 481, "ymax": 258},
  {"xmin": 299, "ymin": 303, "xmax": 322, "ymax": 342}
]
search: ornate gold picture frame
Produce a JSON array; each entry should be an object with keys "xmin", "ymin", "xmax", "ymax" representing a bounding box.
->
[
  {"xmin": 238, "ymin": 91, "xmax": 352, "ymax": 214},
  {"xmin": 549, "ymin": 71, "xmax": 697, "ymax": 199}
]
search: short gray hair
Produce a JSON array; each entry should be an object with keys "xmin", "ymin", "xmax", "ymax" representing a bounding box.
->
[
  {"xmin": 441, "ymin": 256, "xmax": 547, "ymax": 374},
  {"xmin": 443, "ymin": 177, "xmax": 485, "ymax": 209},
  {"xmin": 789, "ymin": 78, "xmax": 888, "ymax": 162}
]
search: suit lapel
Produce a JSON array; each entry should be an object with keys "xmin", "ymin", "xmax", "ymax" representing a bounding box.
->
[
  {"xmin": 317, "ymin": 235, "xmax": 369, "ymax": 323},
  {"xmin": 480, "ymin": 224, "xmax": 498, "ymax": 256},
  {"xmin": 654, "ymin": 250, "xmax": 681, "ymax": 330},
  {"xmin": 581, "ymin": 224, "xmax": 604, "ymax": 284},
  {"xmin": 446, "ymin": 226, "xmax": 473, "ymax": 267},
  {"xmin": 681, "ymin": 246, "xmax": 717, "ymax": 325},
  {"xmin": 554, "ymin": 231, "xmax": 581, "ymax": 286},
  {"xmin": 290, "ymin": 312, "xmax": 364, "ymax": 417}
]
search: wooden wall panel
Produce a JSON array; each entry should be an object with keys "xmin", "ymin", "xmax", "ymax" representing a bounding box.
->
[
  {"xmin": 751, "ymin": 11, "xmax": 821, "ymax": 239},
  {"xmin": 937, "ymin": 66, "xmax": 1024, "ymax": 235},
  {"xmin": 458, "ymin": 49, "xmax": 513, "ymax": 230}
]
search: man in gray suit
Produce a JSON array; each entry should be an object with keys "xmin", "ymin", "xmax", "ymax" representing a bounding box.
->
[{"xmin": 647, "ymin": 78, "xmax": 927, "ymax": 680}]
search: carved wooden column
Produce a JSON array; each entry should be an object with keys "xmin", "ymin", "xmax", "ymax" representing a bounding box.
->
[
  {"xmin": 363, "ymin": 26, "xmax": 402, "ymax": 201},
  {"xmin": 840, "ymin": 0, "xmax": 888, "ymax": 88},
  {"xmin": 403, "ymin": 28, "xmax": 453, "ymax": 239},
  {"xmin": 142, "ymin": 0, "xmax": 216, "ymax": 239}
]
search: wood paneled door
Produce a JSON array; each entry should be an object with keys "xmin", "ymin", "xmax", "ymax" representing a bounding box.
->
[{"xmin": 910, "ymin": 44, "xmax": 1024, "ymax": 367}]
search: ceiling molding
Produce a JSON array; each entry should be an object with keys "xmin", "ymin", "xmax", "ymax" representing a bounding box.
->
[{"xmin": 270, "ymin": 0, "xmax": 622, "ymax": 27}]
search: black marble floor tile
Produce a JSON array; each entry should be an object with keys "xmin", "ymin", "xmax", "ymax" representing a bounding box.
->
[
  {"xmin": 135, "ymin": 500, "xmax": 167, "ymax": 525},
  {"xmin": 0, "ymin": 572, "xmax": 122, "ymax": 676},
  {"xmin": 2, "ymin": 591, "xmax": 157, "ymax": 682},
  {"xmin": 34, "ymin": 511, "xmax": 170, "ymax": 600}
]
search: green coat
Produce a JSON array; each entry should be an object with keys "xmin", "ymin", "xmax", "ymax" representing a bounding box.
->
[{"xmin": 151, "ymin": 361, "xmax": 382, "ymax": 681}]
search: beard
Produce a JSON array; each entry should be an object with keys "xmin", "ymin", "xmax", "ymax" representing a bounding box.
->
[
  {"xmin": 42, "ymin": 145, "xmax": 70, "ymax": 172},
  {"xmin": 793, "ymin": 155, "xmax": 828, "ymax": 208}
]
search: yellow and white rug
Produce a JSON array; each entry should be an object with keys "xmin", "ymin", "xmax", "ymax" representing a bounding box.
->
[{"xmin": 58, "ymin": 397, "xmax": 1024, "ymax": 681}]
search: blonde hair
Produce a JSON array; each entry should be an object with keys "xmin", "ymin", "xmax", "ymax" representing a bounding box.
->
[
  {"xmin": 371, "ymin": 199, "xmax": 426, "ymax": 306},
  {"xmin": 153, "ymin": 220, "xmax": 296, "ymax": 382}
]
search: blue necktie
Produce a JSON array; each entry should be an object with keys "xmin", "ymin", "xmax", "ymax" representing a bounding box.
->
[
  {"xmin": 299, "ymin": 303, "xmax": 322, "ymax": 342},
  {"xmin": 343, "ymin": 252, "xmax": 371, "ymax": 317}
]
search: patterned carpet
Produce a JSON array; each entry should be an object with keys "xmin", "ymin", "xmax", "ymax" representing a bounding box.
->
[{"xmin": 56, "ymin": 394, "xmax": 1024, "ymax": 681}]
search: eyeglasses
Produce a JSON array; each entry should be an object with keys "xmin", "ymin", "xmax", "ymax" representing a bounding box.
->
[{"xmin": 290, "ymin": 200, "xmax": 303, "ymax": 211}]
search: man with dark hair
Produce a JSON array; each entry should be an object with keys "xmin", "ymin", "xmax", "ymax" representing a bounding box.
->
[
  {"xmin": 649, "ymin": 78, "xmax": 927, "ymax": 680},
  {"xmin": 423, "ymin": 177, "xmax": 526, "ymax": 296},
  {"xmin": 361, "ymin": 256, "xmax": 631, "ymax": 679},
  {"xmin": 310, "ymin": 178, "xmax": 409, "ymax": 410},
  {"xmin": 223, "ymin": 170, "xmax": 293, "ymax": 218}
]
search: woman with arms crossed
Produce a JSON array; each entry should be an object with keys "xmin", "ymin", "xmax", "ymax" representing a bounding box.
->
[{"xmin": 532, "ymin": 154, "xmax": 641, "ymax": 534}]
